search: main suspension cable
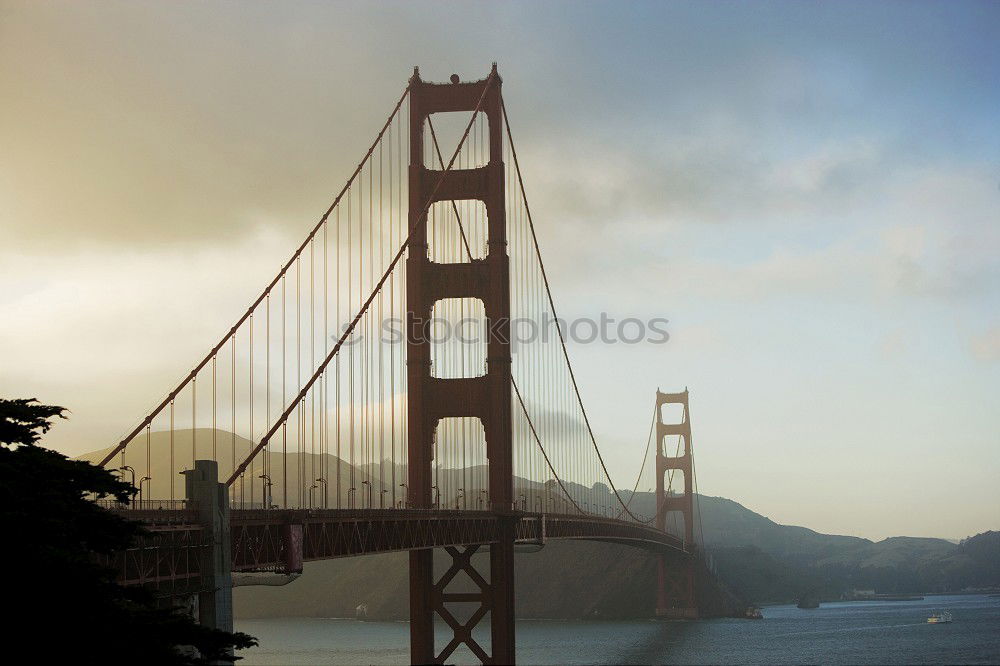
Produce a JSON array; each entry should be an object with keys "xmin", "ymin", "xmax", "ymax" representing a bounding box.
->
[
  {"xmin": 228, "ymin": 71, "xmax": 499, "ymax": 485},
  {"xmin": 427, "ymin": 117, "xmax": 586, "ymax": 516},
  {"xmin": 624, "ymin": 404, "xmax": 657, "ymax": 511},
  {"xmin": 99, "ymin": 85, "xmax": 412, "ymax": 469},
  {"xmin": 501, "ymin": 95, "xmax": 646, "ymax": 523}
]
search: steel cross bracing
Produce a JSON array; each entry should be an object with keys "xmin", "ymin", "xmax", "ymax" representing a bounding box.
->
[{"xmin": 96, "ymin": 65, "xmax": 703, "ymax": 663}]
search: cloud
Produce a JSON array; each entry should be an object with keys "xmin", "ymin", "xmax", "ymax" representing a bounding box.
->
[
  {"xmin": 871, "ymin": 166, "xmax": 1000, "ymax": 300},
  {"xmin": 878, "ymin": 329, "xmax": 909, "ymax": 359},
  {"xmin": 532, "ymin": 157, "xmax": 999, "ymax": 319},
  {"xmin": 0, "ymin": 2, "xmax": 411, "ymax": 248},
  {"xmin": 4, "ymin": 1, "xmax": 996, "ymax": 254},
  {"xmin": 969, "ymin": 326, "xmax": 1000, "ymax": 362},
  {"xmin": 0, "ymin": 226, "xmax": 300, "ymax": 452},
  {"xmin": 2, "ymin": 0, "xmax": 999, "ymax": 540},
  {"xmin": 520, "ymin": 128, "xmax": 891, "ymax": 235}
]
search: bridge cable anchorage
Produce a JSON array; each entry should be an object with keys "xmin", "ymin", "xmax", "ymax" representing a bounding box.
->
[
  {"xmin": 500, "ymin": 96, "xmax": 649, "ymax": 523},
  {"xmin": 98, "ymin": 85, "xmax": 413, "ymax": 470},
  {"xmin": 226, "ymin": 70, "xmax": 500, "ymax": 486},
  {"xmin": 424, "ymin": 119, "xmax": 587, "ymax": 516}
]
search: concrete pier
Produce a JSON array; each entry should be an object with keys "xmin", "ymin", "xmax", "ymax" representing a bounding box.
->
[{"xmin": 184, "ymin": 460, "xmax": 233, "ymax": 633}]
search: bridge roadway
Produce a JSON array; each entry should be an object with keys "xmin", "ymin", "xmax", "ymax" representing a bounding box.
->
[{"xmin": 110, "ymin": 507, "xmax": 689, "ymax": 594}]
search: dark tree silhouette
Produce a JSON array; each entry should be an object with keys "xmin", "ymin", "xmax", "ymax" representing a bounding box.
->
[{"xmin": 0, "ymin": 398, "xmax": 256, "ymax": 664}]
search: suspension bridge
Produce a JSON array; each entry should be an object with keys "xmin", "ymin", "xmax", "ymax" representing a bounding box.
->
[{"xmin": 95, "ymin": 65, "xmax": 709, "ymax": 664}]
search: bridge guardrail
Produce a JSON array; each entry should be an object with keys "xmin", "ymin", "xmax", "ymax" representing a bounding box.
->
[{"xmin": 96, "ymin": 499, "xmax": 200, "ymax": 525}]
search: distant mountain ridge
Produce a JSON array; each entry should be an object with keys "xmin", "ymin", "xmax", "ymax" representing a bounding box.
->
[{"xmin": 614, "ymin": 491, "xmax": 997, "ymax": 603}]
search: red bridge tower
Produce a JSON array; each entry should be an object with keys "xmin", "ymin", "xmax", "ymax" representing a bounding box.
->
[
  {"xmin": 406, "ymin": 65, "xmax": 516, "ymax": 664},
  {"xmin": 655, "ymin": 388, "xmax": 699, "ymax": 619}
]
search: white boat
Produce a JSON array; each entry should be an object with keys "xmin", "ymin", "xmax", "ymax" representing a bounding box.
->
[{"xmin": 927, "ymin": 611, "xmax": 953, "ymax": 624}]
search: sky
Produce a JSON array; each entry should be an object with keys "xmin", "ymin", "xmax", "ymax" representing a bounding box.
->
[{"xmin": 1, "ymin": 0, "xmax": 998, "ymax": 541}]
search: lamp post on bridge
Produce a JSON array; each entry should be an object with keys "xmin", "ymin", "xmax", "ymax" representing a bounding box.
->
[
  {"xmin": 399, "ymin": 482, "xmax": 407, "ymax": 508},
  {"xmin": 118, "ymin": 466, "xmax": 136, "ymax": 504},
  {"xmin": 316, "ymin": 477, "xmax": 327, "ymax": 509},
  {"xmin": 308, "ymin": 483, "xmax": 318, "ymax": 510},
  {"xmin": 361, "ymin": 480, "xmax": 373, "ymax": 508},
  {"xmin": 431, "ymin": 484, "xmax": 440, "ymax": 509},
  {"xmin": 456, "ymin": 488, "xmax": 464, "ymax": 510},
  {"xmin": 138, "ymin": 475, "xmax": 151, "ymax": 507},
  {"xmin": 348, "ymin": 486, "xmax": 356, "ymax": 509},
  {"xmin": 259, "ymin": 474, "xmax": 273, "ymax": 509}
]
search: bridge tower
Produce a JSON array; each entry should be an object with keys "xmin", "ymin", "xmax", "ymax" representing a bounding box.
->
[
  {"xmin": 655, "ymin": 388, "xmax": 698, "ymax": 619},
  {"xmin": 406, "ymin": 65, "xmax": 515, "ymax": 664}
]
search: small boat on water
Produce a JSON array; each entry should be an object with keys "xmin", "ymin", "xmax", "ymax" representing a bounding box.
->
[
  {"xmin": 927, "ymin": 611, "xmax": 953, "ymax": 624},
  {"xmin": 744, "ymin": 606, "xmax": 763, "ymax": 620}
]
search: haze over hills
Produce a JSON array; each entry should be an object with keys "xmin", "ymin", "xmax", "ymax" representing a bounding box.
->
[
  {"xmin": 80, "ymin": 428, "xmax": 622, "ymax": 513},
  {"xmin": 77, "ymin": 429, "xmax": 998, "ymax": 618}
]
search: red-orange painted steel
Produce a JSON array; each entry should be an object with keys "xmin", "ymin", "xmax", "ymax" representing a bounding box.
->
[
  {"xmin": 406, "ymin": 64, "xmax": 515, "ymax": 664},
  {"xmin": 655, "ymin": 389, "xmax": 698, "ymax": 617}
]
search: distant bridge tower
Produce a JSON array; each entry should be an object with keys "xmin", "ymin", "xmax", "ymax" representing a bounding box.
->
[
  {"xmin": 655, "ymin": 388, "xmax": 698, "ymax": 619},
  {"xmin": 406, "ymin": 65, "xmax": 515, "ymax": 663}
]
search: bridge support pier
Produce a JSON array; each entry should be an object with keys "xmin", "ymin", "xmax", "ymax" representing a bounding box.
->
[
  {"xmin": 656, "ymin": 556, "xmax": 698, "ymax": 620},
  {"xmin": 184, "ymin": 460, "xmax": 234, "ymax": 634},
  {"xmin": 411, "ymin": 537, "xmax": 515, "ymax": 665},
  {"xmin": 490, "ymin": 521, "xmax": 517, "ymax": 664}
]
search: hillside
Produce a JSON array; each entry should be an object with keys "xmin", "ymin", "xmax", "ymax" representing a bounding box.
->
[
  {"xmin": 623, "ymin": 492, "xmax": 869, "ymax": 563},
  {"xmin": 82, "ymin": 430, "xmax": 560, "ymax": 511}
]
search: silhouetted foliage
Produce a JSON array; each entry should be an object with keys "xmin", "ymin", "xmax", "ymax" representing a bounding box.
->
[
  {"xmin": 0, "ymin": 397, "xmax": 67, "ymax": 446},
  {"xmin": 0, "ymin": 398, "xmax": 256, "ymax": 664}
]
